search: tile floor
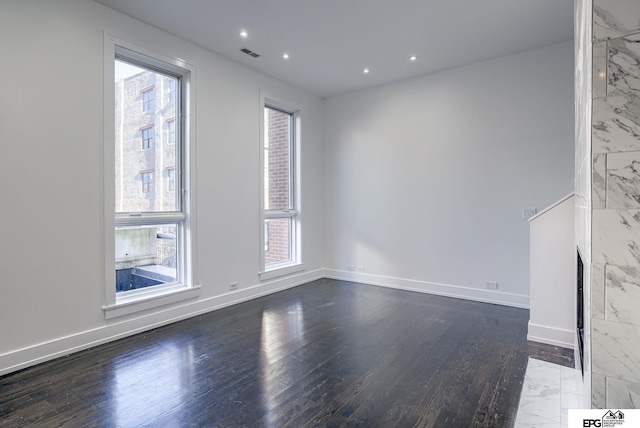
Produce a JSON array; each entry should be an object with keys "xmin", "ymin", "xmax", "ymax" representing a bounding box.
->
[{"xmin": 515, "ymin": 358, "xmax": 581, "ymax": 427}]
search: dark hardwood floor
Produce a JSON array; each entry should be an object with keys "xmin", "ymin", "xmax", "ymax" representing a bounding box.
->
[
  {"xmin": 0, "ymin": 279, "xmax": 530, "ymax": 427},
  {"xmin": 527, "ymin": 341, "xmax": 575, "ymax": 368}
]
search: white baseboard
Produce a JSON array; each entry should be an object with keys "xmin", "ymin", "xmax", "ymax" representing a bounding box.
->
[
  {"xmin": 324, "ymin": 269, "xmax": 530, "ymax": 309},
  {"xmin": 0, "ymin": 269, "xmax": 324, "ymax": 377},
  {"xmin": 527, "ymin": 322, "xmax": 575, "ymax": 348}
]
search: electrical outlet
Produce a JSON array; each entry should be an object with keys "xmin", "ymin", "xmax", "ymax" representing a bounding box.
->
[
  {"xmin": 523, "ymin": 208, "xmax": 537, "ymax": 219},
  {"xmin": 229, "ymin": 281, "xmax": 238, "ymax": 291},
  {"xmin": 485, "ymin": 281, "xmax": 498, "ymax": 290},
  {"xmin": 347, "ymin": 265, "xmax": 356, "ymax": 272},
  {"xmin": 356, "ymin": 266, "xmax": 365, "ymax": 272}
]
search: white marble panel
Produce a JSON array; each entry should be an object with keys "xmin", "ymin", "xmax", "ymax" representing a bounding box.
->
[
  {"xmin": 579, "ymin": 160, "xmax": 591, "ymax": 202},
  {"xmin": 515, "ymin": 412, "xmax": 560, "ymax": 428},
  {"xmin": 605, "ymin": 264, "xmax": 640, "ymax": 325},
  {"xmin": 592, "ymin": 209, "xmax": 640, "ymax": 265},
  {"xmin": 606, "ymin": 377, "xmax": 640, "ymax": 408},
  {"xmin": 592, "ymin": 318, "xmax": 640, "ymax": 383},
  {"xmin": 516, "ymin": 358, "xmax": 562, "ymax": 427},
  {"xmin": 607, "ymin": 151, "xmax": 640, "ymax": 208},
  {"xmin": 594, "ymin": 42, "xmax": 608, "ymax": 99},
  {"xmin": 575, "ymin": 140, "xmax": 584, "ymax": 187},
  {"xmin": 592, "ymin": 94, "xmax": 640, "ymax": 153},
  {"xmin": 576, "ymin": 205, "xmax": 587, "ymax": 260},
  {"xmin": 592, "ymin": 372, "xmax": 607, "ymax": 408},
  {"xmin": 593, "ymin": 154, "xmax": 606, "ymax": 208},
  {"xmin": 561, "ymin": 366, "xmax": 580, "ymax": 410},
  {"xmin": 594, "ymin": 0, "xmax": 640, "ymax": 41},
  {"xmin": 608, "ymin": 33, "xmax": 640, "ymax": 96},
  {"xmin": 591, "ymin": 263, "xmax": 606, "ymax": 320}
]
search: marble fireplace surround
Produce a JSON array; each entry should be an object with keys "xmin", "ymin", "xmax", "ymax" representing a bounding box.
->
[{"xmin": 577, "ymin": 0, "xmax": 640, "ymax": 409}]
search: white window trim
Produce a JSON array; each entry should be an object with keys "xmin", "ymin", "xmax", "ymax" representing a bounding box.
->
[
  {"xmin": 103, "ymin": 34, "xmax": 199, "ymax": 318},
  {"xmin": 258, "ymin": 92, "xmax": 304, "ymax": 281}
]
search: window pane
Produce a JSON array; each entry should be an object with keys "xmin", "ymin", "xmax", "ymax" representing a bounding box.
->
[
  {"xmin": 264, "ymin": 107, "xmax": 291, "ymax": 210},
  {"xmin": 115, "ymin": 60, "xmax": 179, "ymax": 213},
  {"xmin": 264, "ymin": 218, "xmax": 291, "ymax": 265},
  {"xmin": 167, "ymin": 168, "xmax": 175, "ymax": 192},
  {"xmin": 115, "ymin": 225, "xmax": 178, "ymax": 293},
  {"xmin": 167, "ymin": 120, "xmax": 175, "ymax": 144},
  {"xmin": 141, "ymin": 127, "xmax": 153, "ymax": 149}
]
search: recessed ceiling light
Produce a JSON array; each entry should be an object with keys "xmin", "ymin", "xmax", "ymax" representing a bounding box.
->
[
  {"xmin": 283, "ymin": 53, "xmax": 290, "ymax": 60},
  {"xmin": 239, "ymin": 30, "xmax": 248, "ymax": 38},
  {"xmin": 363, "ymin": 68, "xmax": 370, "ymax": 74},
  {"xmin": 410, "ymin": 55, "xmax": 417, "ymax": 62}
]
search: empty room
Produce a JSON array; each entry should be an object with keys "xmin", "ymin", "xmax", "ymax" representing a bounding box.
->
[{"xmin": 2, "ymin": 0, "xmax": 640, "ymax": 426}]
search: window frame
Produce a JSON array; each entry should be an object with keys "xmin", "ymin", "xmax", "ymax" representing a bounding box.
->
[
  {"xmin": 259, "ymin": 93, "xmax": 305, "ymax": 280},
  {"xmin": 103, "ymin": 36, "xmax": 199, "ymax": 319},
  {"xmin": 142, "ymin": 87, "xmax": 155, "ymax": 112},
  {"xmin": 141, "ymin": 126, "xmax": 153, "ymax": 150},
  {"xmin": 166, "ymin": 119, "xmax": 175, "ymax": 145},
  {"xmin": 167, "ymin": 78, "xmax": 176, "ymax": 105},
  {"xmin": 167, "ymin": 167, "xmax": 176, "ymax": 192},
  {"xmin": 140, "ymin": 170, "xmax": 154, "ymax": 193}
]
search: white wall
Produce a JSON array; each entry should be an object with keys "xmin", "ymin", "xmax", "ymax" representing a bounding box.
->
[
  {"xmin": 0, "ymin": 0, "xmax": 576, "ymax": 376},
  {"xmin": 528, "ymin": 194, "xmax": 576, "ymax": 348},
  {"xmin": 324, "ymin": 42, "xmax": 575, "ymax": 306},
  {"xmin": 0, "ymin": 0, "xmax": 324, "ymax": 374}
]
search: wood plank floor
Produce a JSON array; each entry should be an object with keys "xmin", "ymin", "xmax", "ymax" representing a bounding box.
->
[{"xmin": 0, "ymin": 279, "xmax": 530, "ymax": 427}]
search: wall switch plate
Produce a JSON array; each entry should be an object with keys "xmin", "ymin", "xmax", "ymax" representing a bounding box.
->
[
  {"xmin": 485, "ymin": 281, "xmax": 498, "ymax": 290},
  {"xmin": 523, "ymin": 208, "xmax": 538, "ymax": 219},
  {"xmin": 229, "ymin": 281, "xmax": 239, "ymax": 291}
]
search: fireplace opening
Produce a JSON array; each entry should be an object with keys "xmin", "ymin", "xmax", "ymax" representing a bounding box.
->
[{"xmin": 577, "ymin": 248, "xmax": 584, "ymax": 375}]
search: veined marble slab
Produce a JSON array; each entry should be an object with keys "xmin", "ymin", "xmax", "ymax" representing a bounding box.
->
[
  {"xmin": 606, "ymin": 265, "xmax": 640, "ymax": 325},
  {"xmin": 515, "ymin": 359, "xmax": 580, "ymax": 428},
  {"xmin": 594, "ymin": 42, "xmax": 608, "ymax": 99},
  {"xmin": 609, "ymin": 33, "xmax": 640, "ymax": 96},
  {"xmin": 606, "ymin": 377, "xmax": 640, "ymax": 408},
  {"xmin": 607, "ymin": 151, "xmax": 640, "ymax": 208},
  {"xmin": 593, "ymin": 94, "xmax": 640, "ymax": 154},
  {"xmin": 576, "ymin": 204, "xmax": 591, "ymax": 263},
  {"xmin": 594, "ymin": 0, "xmax": 640, "ymax": 41},
  {"xmin": 592, "ymin": 318, "xmax": 640, "ymax": 383},
  {"xmin": 592, "ymin": 372, "xmax": 606, "ymax": 409},
  {"xmin": 591, "ymin": 263, "xmax": 605, "ymax": 320},
  {"xmin": 592, "ymin": 154, "xmax": 606, "ymax": 209},
  {"xmin": 592, "ymin": 209, "xmax": 640, "ymax": 265}
]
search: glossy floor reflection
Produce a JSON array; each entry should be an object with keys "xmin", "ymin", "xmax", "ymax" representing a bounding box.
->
[{"xmin": 0, "ymin": 279, "xmax": 530, "ymax": 427}]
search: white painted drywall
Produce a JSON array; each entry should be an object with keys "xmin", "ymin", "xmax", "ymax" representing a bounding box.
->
[
  {"xmin": 0, "ymin": 0, "xmax": 324, "ymax": 374},
  {"xmin": 0, "ymin": 0, "xmax": 575, "ymax": 376},
  {"xmin": 324, "ymin": 41, "xmax": 575, "ymax": 303},
  {"xmin": 528, "ymin": 194, "xmax": 576, "ymax": 347}
]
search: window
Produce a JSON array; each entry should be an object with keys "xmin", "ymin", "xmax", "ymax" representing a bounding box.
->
[
  {"xmin": 260, "ymin": 98, "xmax": 303, "ymax": 279},
  {"xmin": 142, "ymin": 88, "xmax": 154, "ymax": 112},
  {"xmin": 105, "ymin": 40, "xmax": 198, "ymax": 319},
  {"xmin": 167, "ymin": 119, "xmax": 175, "ymax": 145},
  {"xmin": 167, "ymin": 167, "xmax": 175, "ymax": 192},
  {"xmin": 141, "ymin": 171, "xmax": 153, "ymax": 193},
  {"xmin": 141, "ymin": 126, "xmax": 153, "ymax": 149},
  {"xmin": 167, "ymin": 79, "xmax": 176, "ymax": 105}
]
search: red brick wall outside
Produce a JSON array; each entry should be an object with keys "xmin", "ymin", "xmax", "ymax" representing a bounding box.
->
[{"xmin": 265, "ymin": 108, "xmax": 292, "ymax": 264}]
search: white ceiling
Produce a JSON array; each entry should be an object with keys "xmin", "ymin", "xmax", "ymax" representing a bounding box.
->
[{"xmin": 94, "ymin": 0, "xmax": 574, "ymax": 98}]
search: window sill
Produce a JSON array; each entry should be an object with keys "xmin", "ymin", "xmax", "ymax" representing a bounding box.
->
[
  {"xmin": 103, "ymin": 284, "xmax": 201, "ymax": 319},
  {"xmin": 259, "ymin": 263, "xmax": 306, "ymax": 281}
]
